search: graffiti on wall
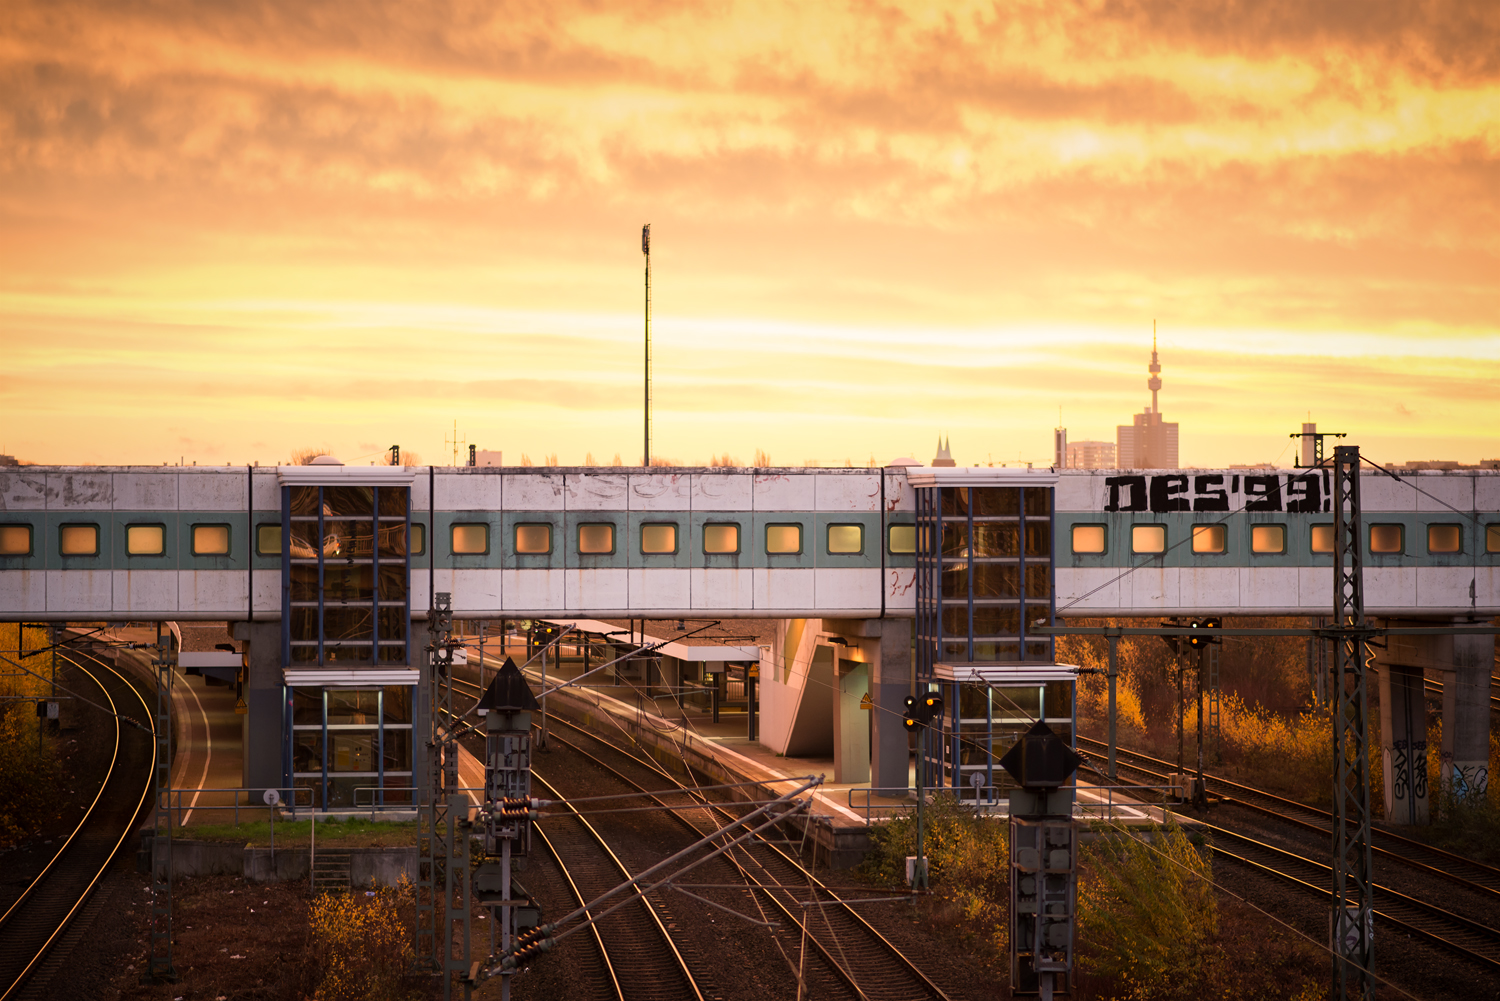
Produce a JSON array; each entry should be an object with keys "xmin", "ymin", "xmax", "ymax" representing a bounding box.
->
[{"xmin": 1102, "ymin": 471, "xmax": 1332, "ymax": 514}]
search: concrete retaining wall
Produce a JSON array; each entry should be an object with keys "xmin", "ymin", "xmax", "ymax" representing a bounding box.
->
[{"xmin": 150, "ymin": 839, "xmax": 417, "ymax": 886}]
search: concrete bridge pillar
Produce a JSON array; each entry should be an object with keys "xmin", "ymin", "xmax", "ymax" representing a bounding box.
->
[
  {"xmin": 231, "ymin": 619, "xmax": 284, "ymax": 798},
  {"xmin": 1380, "ymin": 618, "xmax": 1493, "ymax": 809},
  {"xmin": 1378, "ymin": 664, "xmax": 1429, "ymax": 825},
  {"xmin": 872, "ymin": 620, "xmax": 912, "ymax": 792},
  {"xmin": 1444, "ymin": 630, "xmax": 1493, "ymax": 798}
]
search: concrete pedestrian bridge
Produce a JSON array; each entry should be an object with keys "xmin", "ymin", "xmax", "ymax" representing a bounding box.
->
[{"xmin": 2, "ymin": 461, "xmax": 1495, "ymax": 821}]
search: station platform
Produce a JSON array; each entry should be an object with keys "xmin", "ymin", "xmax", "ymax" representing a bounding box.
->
[
  {"xmin": 462, "ymin": 641, "xmax": 1178, "ymax": 867},
  {"xmin": 103, "ymin": 624, "xmax": 266, "ymax": 829}
]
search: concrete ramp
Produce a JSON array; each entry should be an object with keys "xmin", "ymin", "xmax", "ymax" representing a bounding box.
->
[{"xmin": 784, "ymin": 645, "xmax": 835, "ymax": 758}]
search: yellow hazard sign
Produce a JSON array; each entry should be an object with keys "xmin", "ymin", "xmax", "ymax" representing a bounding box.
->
[
  {"xmin": 859, "ymin": 691, "xmax": 873, "ymax": 710},
  {"xmin": 748, "ymin": 664, "xmax": 759, "ymax": 678},
  {"xmin": 234, "ymin": 697, "xmax": 248, "ymax": 715}
]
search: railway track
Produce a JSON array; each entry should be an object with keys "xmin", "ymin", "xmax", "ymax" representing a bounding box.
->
[
  {"xmin": 0, "ymin": 648, "xmax": 154, "ymax": 1000},
  {"xmin": 529, "ymin": 768, "xmax": 709, "ymax": 1001},
  {"xmin": 1076, "ymin": 734, "xmax": 1500, "ymax": 898},
  {"xmin": 534, "ymin": 710, "xmax": 956, "ymax": 1001},
  {"xmin": 447, "ymin": 669, "xmax": 957, "ymax": 1000},
  {"xmin": 1423, "ymin": 670, "xmax": 1500, "ymax": 715},
  {"xmin": 1076, "ymin": 735, "xmax": 1500, "ymax": 974}
]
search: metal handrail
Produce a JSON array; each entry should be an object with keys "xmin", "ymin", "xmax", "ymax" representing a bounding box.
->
[
  {"xmin": 846, "ymin": 783, "xmax": 1182, "ymax": 823},
  {"xmin": 353, "ymin": 786, "xmax": 420, "ymax": 813},
  {"xmin": 159, "ymin": 786, "xmax": 311, "ymax": 828}
]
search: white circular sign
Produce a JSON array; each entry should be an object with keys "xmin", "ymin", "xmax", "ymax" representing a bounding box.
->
[{"xmin": 262, "ymin": 789, "xmax": 281, "ymax": 806}]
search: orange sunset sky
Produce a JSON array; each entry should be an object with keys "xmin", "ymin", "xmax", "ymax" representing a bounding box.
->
[{"xmin": 2, "ymin": 1, "xmax": 1497, "ymax": 469}]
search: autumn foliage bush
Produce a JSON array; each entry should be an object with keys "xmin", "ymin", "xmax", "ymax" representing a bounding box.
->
[
  {"xmin": 864, "ymin": 793, "xmax": 1011, "ymax": 953},
  {"xmin": 306, "ymin": 877, "xmax": 417, "ymax": 1001},
  {"xmin": 1077, "ymin": 817, "xmax": 1216, "ymax": 998},
  {"xmin": 0, "ymin": 623, "xmax": 63, "ymax": 845}
]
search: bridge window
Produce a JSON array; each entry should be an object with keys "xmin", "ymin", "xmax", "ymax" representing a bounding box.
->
[
  {"xmin": 887, "ymin": 524, "xmax": 916, "ymax": 554},
  {"xmin": 127, "ymin": 524, "xmax": 165, "ymax": 556},
  {"xmin": 1070, "ymin": 525, "xmax": 1106, "ymax": 554},
  {"xmin": 1311, "ymin": 524, "xmax": 1334, "ymax": 553},
  {"xmin": 1131, "ymin": 524, "xmax": 1166, "ymax": 554},
  {"xmin": 827, "ymin": 524, "xmax": 863, "ymax": 555},
  {"xmin": 765, "ymin": 524, "xmax": 801, "ymax": 554},
  {"xmin": 0, "ymin": 524, "xmax": 32, "ymax": 556},
  {"xmin": 513, "ymin": 523, "xmax": 549, "ymax": 554},
  {"xmin": 1369, "ymin": 524, "xmax": 1404, "ymax": 554},
  {"xmin": 449, "ymin": 524, "xmax": 488, "ymax": 555},
  {"xmin": 1489, "ymin": 525, "xmax": 1500, "ymax": 554},
  {"xmin": 1428, "ymin": 524, "xmax": 1461, "ymax": 554},
  {"xmin": 640, "ymin": 523, "xmax": 677, "ymax": 554},
  {"xmin": 256, "ymin": 524, "xmax": 281, "ymax": 556},
  {"xmin": 1250, "ymin": 525, "xmax": 1285, "ymax": 554},
  {"xmin": 578, "ymin": 523, "xmax": 615, "ymax": 555},
  {"xmin": 704, "ymin": 523, "xmax": 740, "ymax": 554},
  {"xmin": 192, "ymin": 524, "xmax": 231, "ymax": 556},
  {"xmin": 59, "ymin": 524, "xmax": 99, "ymax": 556},
  {"xmin": 1191, "ymin": 525, "xmax": 1225, "ymax": 554}
]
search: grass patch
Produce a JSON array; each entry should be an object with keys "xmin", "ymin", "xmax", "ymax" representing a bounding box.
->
[{"xmin": 175, "ymin": 816, "xmax": 420, "ymax": 847}]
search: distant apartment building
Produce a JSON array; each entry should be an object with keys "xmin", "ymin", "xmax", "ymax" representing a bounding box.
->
[
  {"xmin": 1116, "ymin": 333, "xmax": 1180, "ymax": 469},
  {"xmin": 1066, "ymin": 440, "xmax": 1116, "ymax": 469}
]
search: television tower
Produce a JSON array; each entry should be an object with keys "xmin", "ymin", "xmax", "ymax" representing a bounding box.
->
[{"xmin": 1148, "ymin": 319, "xmax": 1162, "ymax": 414}]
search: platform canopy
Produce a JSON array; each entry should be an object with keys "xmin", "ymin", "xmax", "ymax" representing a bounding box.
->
[{"xmin": 933, "ymin": 662, "xmax": 1080, "ymax": 684}]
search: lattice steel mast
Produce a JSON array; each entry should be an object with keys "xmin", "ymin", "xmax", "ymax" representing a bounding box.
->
[{"xmin": 1331, "ymin": 445, "xmax": 1374, "ymax": 999}]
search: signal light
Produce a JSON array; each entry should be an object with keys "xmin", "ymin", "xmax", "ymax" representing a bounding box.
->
[
  {"xmin": 1187, "ymin": 617, "xmax": 1222, "ymax": 648},
  {"xmin": 902, "ymin": 692, "xmax": 945, "ymax": 729}
]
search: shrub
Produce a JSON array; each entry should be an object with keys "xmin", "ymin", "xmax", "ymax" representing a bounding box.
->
[
  {"xmin": 0, "ymin": 624, "xmax": 63, "ymax": 845},
  {"xmin": 865, "ymin": 793, "xmax": 1010, "ymax": 949},
  {"xmin": 1078, "ymin": 815, "xmax": 1216, "ymax": 999},
  {"xmin": 307, "ymin": 877, "xmax": 416, "ymax": 1001}
]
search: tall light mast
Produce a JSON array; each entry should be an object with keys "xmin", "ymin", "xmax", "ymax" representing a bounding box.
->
[{"xmin": 642, "ymin": 223, "xmax": 652, "ymax": 467}]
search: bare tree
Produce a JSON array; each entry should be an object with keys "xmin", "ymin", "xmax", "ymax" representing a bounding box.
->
[
  {"xmin": 610, "ymin": 453, "xmax": 624, "ymax": 467},
  {"xmin": 520, "ymin": 453, "xmax": 534, "ymax": 467},
  {"xmin": 289, "ymin": 445, "xmax": 334, "ymax": 465},
  {"xmin": 583, "ymin": 451, "xmax": 598, "ymax": 466},
  {"xmin": 753, "ymin": 448, "xmax": 772, "ymax": 467}
]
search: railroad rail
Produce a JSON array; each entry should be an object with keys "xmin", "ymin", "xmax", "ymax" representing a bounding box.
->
[
  {"xmin": 1076, "ymin": 735, "xmax": 1500, "ymax": 974},
  {"xmin": 534, "ymin": 709, "xmax": 956, "ymax": 1001},
  {"xmin": 446, "ymin": 669, "xmax": 957, "ymax": 1000},
  {"xmin": 528, "ymin": 770, "xmax": 708, "ymax": 1001},
  {"xmin": 0, "ymin": 648, "xmax": 154, "ymax": 1000},
  {"xmin": 1076, "ymin": 734, "xmax": 1500, "ymax": 898},
  {"xmin": 1422, "ymin": 671, "xmax": 1500, "ymax": 715}
]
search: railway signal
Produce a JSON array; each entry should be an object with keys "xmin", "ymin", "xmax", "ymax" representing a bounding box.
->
[
  {"xmin": 1001, "ymin": 721, "xmax": 1081, "ymax": 1001},
  {"xmin": 902, "ymin": 691, "xmax": 943, "ymax": 889}
]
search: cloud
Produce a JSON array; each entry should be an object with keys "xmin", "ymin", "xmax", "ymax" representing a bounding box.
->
[{"xmin": 0, "ymin": 0, "xmax": 1494, "ymax": 466}]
